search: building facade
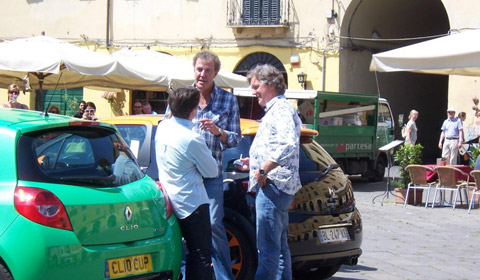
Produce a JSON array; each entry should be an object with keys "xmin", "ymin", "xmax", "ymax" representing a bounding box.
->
[{"xmin": 1, "ymin": 0, "xmax": 480, "ymax": 161}]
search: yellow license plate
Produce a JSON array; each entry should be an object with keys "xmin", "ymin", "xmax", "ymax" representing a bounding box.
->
[{"xmin": 105, "ymin": 254, "xmax": 153, "ymax": 279}]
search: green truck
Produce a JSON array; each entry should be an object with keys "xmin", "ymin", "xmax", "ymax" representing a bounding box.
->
[{"xmin": 234, "ymin": 89, "xmax": 394, "ymax": 182}]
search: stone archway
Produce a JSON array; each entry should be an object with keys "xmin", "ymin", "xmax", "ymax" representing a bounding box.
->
[
  {"xmin": 339, "ymin": 0, "xmax": 450, "ymax": 163},
  {"xmin": 234, "ymin": 52, "xmax": 287, "ymax": 119}
]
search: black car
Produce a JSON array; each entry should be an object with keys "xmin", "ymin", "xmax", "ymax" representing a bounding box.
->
[{"xmin": 102, "ymin": 115, "xmax": 363, "ymax": 280}]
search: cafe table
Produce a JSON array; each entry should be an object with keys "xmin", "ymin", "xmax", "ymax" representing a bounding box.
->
[
  {"xmin": 424, "ymin": 164, "xmax": 472, "ymax": 207},
  {"xmin": 425, "ymin": 164, "xmax": 472, "ymax": 182}
]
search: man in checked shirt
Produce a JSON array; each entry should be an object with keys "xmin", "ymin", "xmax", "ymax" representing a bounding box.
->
[{"xmin": 165, "ymin": 50, "xmax": 240, "ymax": 280}]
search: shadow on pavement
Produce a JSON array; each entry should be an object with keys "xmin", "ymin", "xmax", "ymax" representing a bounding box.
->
[{"xmin": 330, "ymin": 264, "xmax": 377, "ymax": 280}]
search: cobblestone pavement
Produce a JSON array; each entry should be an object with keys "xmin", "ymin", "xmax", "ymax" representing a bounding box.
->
[{"xmin": 331, "ymin": 173, "xmax": 480, "ymax": 280}]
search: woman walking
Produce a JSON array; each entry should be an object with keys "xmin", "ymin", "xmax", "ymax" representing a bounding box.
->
[{"xmin": 405, "ymin": 110, "xmax": 419, "ymax": 146}]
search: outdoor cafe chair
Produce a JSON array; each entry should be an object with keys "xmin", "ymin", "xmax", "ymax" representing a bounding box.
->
[
  {"xmin": 468, "ymin": 170, "xmax": 480, "ymax": 213},
  {"xmin": 432, "ymin": 166, "xmax": 470, "ymax": 210},
  {"xmin": 404, "ymin": 165, "xmax": 435, "ymax": 208}
]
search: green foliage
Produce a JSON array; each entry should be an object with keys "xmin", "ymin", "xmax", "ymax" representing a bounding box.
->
[
  {"xmin": 471, "ymin": 145, "xmax": 480, "ymax": 168},
  {"xmin": 394, "ymin": 144, "xmax": 423, "ymax": 188},
  {"xmin": 64, "ymin": 93, "xmax": 78, "ymax": 117}
]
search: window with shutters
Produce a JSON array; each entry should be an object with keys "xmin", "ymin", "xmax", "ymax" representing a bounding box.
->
[
  {"xmin": 227, "ymin": 0, "xmax": 289, "ymax": 27},
  {"xmin": 243, "ymin": 0, "xmax": 280, "ymax": 25}
]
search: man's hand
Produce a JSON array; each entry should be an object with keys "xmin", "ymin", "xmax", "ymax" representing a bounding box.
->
[
  {"xmin": 235, "ymin": 157, "xmax": 250, "ymax": 172},
  {"xmin": 255, "ymin": 169, "xmax": 268, "ymax": 188},
  {"xmin": 199, "ymin": 118, "xmax": 221, "ymax": 136}
]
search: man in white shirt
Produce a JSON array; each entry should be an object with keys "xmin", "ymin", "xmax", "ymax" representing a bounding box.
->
[
  {"xmin": 237, "ymin": 64, "xmax": 302, "ymax": 280},
  {"xmin": 155, "ymin": 87, "xmax": 218, "ymax": 280}
]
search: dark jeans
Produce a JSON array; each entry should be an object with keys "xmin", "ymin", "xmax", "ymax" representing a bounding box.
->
[{"xmin": 177, "ymin": 203, "xmax": 214, "ymax": 280}]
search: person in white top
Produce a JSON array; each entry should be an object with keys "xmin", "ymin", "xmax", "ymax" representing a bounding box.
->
[
  {"xmin": 155, "ymin": 87, "xmax": 218, "ymax": 280},
  {"xmin": 405, "ymin": 110, "xmax": 418, "ymax": 146}
]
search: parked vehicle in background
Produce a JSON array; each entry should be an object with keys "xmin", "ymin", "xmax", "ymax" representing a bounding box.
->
[
  {"xmin": 0, "ymin": 109, "xmax": 182, "ymax": 280},
  {"xmin": 234, "ymin": 89, "xmax": 394, "ymax": 182},
  {"xmin": 102, "ymin": 115, "xmax": 363, "ymax": 280}
]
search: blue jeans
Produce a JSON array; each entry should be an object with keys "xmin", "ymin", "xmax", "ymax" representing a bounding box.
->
[
  {"xmin": 204, "ymin": 176, "xmax": 235, "ymax": 280},
  {"xmin": 254, "ymin": 181, "xmax": 295, "ymax": 280}
]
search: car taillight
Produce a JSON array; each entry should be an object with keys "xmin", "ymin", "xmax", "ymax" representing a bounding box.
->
[
  {"xmin": 156, "ymin": 181, "xmax": 173, "ymax": 220},
  {"xmin": 14, "ymin": 187, "xmax": 72, "ymax": 231},
  {"xmin": 242, "ymin": 180, "xmax": 257, "ymax": 195}
]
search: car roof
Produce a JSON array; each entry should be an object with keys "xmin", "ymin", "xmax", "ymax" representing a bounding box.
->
[
  {"xmin": 0, "ymin": 108, "xmax": 115, "ymax": 133},
  {"xmin": 101, "ymin": 114, "xmax": 319, "ymax": 137}
]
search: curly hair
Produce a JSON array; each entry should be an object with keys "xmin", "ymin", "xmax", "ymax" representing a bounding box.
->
[{"xmin": 246, "ymin": 64, "xmax": 286, "ymax": 95}]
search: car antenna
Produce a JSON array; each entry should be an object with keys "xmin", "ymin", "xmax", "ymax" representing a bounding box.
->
[{"xmin": 43, "ymin": 72, "xmax": 63, "ymax": 117}]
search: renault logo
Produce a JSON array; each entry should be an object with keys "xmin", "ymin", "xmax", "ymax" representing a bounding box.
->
[{"xmin": 124, "ymin": 206, "xmax": 133, "ymax": 221}]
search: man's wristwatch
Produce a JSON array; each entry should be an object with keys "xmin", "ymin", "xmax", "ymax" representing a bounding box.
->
[
  {"xmin": 259, "ymin": 168, "xmax": 267, "ymax": 176},
  {"xmin": 215, "ymin": 128, "xmax": 223, "ymax": 137}
]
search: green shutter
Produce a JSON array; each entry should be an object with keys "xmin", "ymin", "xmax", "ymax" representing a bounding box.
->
[{"xmin": 42, "ymin": 88, "xmax": 83, "ymax": 116}]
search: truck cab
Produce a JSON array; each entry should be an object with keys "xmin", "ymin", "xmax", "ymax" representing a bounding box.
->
[{"xmin": 233, "ymin": 89, "xmax": 394, "ymax": 181}]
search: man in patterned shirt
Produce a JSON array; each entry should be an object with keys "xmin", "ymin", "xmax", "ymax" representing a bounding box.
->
[
  {"xmin": 165, "ymin": 50, "xmax": 240, "ymax": 280},
  {"xmin": 237, "ymin": 64, "xmax": 302, "ymax": 279}
]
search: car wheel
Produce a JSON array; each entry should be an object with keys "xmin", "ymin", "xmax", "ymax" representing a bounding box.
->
[
  {"xmin": 369, "ymin": 157, "xmax": 386, "ymax": 182},
  {"xmin": 293, "ymin": 264, "xmax": 341, "ymax": 280},
  {"xmin": 0, "ymin": 263, "xmax": 13, "ymax": 280},
  {"xmin": 225, "ymin": 220, "xmax": 256, "ymax": 280}
]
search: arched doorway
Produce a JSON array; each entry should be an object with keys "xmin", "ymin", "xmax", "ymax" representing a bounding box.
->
[
  {"xmin": 234, "ymin": 52, "xmax": 286, "ymax": 120},
  {"xmin": 339, "ymin": 0, "xmax": 450, "ymax": 163}
]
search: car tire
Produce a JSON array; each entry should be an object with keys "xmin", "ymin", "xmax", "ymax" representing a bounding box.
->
[
  {"xmin": 369, "ymin": 157, "xmax": 386, "ymax": 182},
  {"xmin": 0, "ymin": 263, "xmax": 12, "ymax": 280},
  {"xmin": 225, "ymin": 220, "xmax": 256, "ymax": 280},
  {"xmin": 293, "ymin": 264, "xmax": 341, "ymax": 280}
]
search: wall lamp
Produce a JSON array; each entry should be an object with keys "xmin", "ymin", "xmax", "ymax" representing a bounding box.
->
[{"xmin": 297, "ymin": 72, "xmax": 307, "ymax": 89}]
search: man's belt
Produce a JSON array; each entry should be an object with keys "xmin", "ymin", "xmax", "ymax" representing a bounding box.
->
[{"xmin": 446, "ymin": 137, "xmax": 459, "ymax": 140}]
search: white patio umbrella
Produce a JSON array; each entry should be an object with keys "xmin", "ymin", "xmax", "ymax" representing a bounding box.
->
[
  {"xmin": 370, "ymin": 29, "xmax": 480, "ymax": 76},
  {"xmin": 0, "ymin": 35, "xmax": 164, "ymax": 110},
  {"xmin": 111, "ymin": 49, "xmax": 248, "ymax": 90}
]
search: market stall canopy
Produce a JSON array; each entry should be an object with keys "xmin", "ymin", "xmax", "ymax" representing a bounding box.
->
[
  {"xmin": 369, "ymin": 29, "xmax": 480, "ymax": 76},
  {"xmin": 111, "ymin": 49, "xmax": 248, "ymax": 89},
  {"xmin": 0, "ymin": 35, "xmax": 163, "ymax": 90},
  {"xmin": 0, "ymin": 35, "xmax": 172, "ymax": 110}
]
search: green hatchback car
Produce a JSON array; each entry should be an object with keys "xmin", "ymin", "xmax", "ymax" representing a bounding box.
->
[{"xmin": 0, "ymin": 109, "xmax": 182, "ymax": 280}]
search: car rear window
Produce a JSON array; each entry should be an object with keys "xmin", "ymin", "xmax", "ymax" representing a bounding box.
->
[{"xmin": 17, "ymin": 126, "xmax": 144, "ymax": 187}]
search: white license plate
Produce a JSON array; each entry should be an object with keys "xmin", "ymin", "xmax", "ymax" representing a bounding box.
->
[{"xmin": 318, "ymin": 227, "xmax": 350, "ymax": 243}]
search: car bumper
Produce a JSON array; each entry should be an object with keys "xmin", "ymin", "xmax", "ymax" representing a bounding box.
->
[
  {"xmin": 288, "ymin": 208, "xmax": 362, "ymax": 271},
  {"xmin": 0, "ymin": 216, "xmax": 182, "ymax": 280}
]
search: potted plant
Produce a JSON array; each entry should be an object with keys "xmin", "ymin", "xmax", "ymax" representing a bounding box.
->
[{"xmin": 392, "ymin": 143, "xmax": 424, "ymax": 204}]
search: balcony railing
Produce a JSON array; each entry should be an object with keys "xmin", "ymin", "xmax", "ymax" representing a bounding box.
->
[{"xmin": 227, "ymin": 0, "xmax": 290, "ymax": 27}]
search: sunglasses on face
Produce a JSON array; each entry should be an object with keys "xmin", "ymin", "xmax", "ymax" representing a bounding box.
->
[
  {"xmin": 8, "ymin": 91, "xmax": 19, "ymax": 95},
  {"xmin": 85, "ymin": 109, "xmax": 95, "ymax": 113},
  {"xmin": 134, "ymin": 106, "xmax": 142, "ymax": 109}
]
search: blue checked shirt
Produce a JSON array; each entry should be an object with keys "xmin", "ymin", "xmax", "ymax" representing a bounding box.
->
[
  {"xmin": 248, "ymin": 95, "xmax": 302, "ymax": 195},
  {"xmin": 165, "ymin": 83, "xmax": 241, "ymax": 174}
]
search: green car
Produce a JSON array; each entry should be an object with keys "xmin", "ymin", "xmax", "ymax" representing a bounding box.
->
[{"xmin": 0, "ymin": 109, "xmax": 182, "ymax": 280}]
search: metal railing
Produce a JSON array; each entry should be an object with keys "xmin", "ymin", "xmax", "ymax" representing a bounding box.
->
[{"xmin": 227, "ymin": 0, "xmax": 290, "ymax": 27}]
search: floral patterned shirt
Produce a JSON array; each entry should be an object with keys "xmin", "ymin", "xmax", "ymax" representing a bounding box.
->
[{"xmin": 248, "ymin": 95, "xmax": 302, "ymax": 195}]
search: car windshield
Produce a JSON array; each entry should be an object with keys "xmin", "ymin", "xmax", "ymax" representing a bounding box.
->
[{"xmin": 17, "ymin": 127, "xmax": 144, "ymax": 187}]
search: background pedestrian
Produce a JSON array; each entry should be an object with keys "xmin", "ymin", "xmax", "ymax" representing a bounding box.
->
[
  {"xmin": 405, "ymin": 109, "xmax": 418, "ymax": 146},
  {"xmin": 2, "ymin": 83, "xmax": 29, "ymax": 109},
  {"xmin": 438, "ymin": 108, "xmax": 463, "ymax": 165}
]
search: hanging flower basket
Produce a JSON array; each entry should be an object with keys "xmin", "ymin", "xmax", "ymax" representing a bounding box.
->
[{"xmin": 101, "ymin": 91, "xmax": 117, "ymax": 103}]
